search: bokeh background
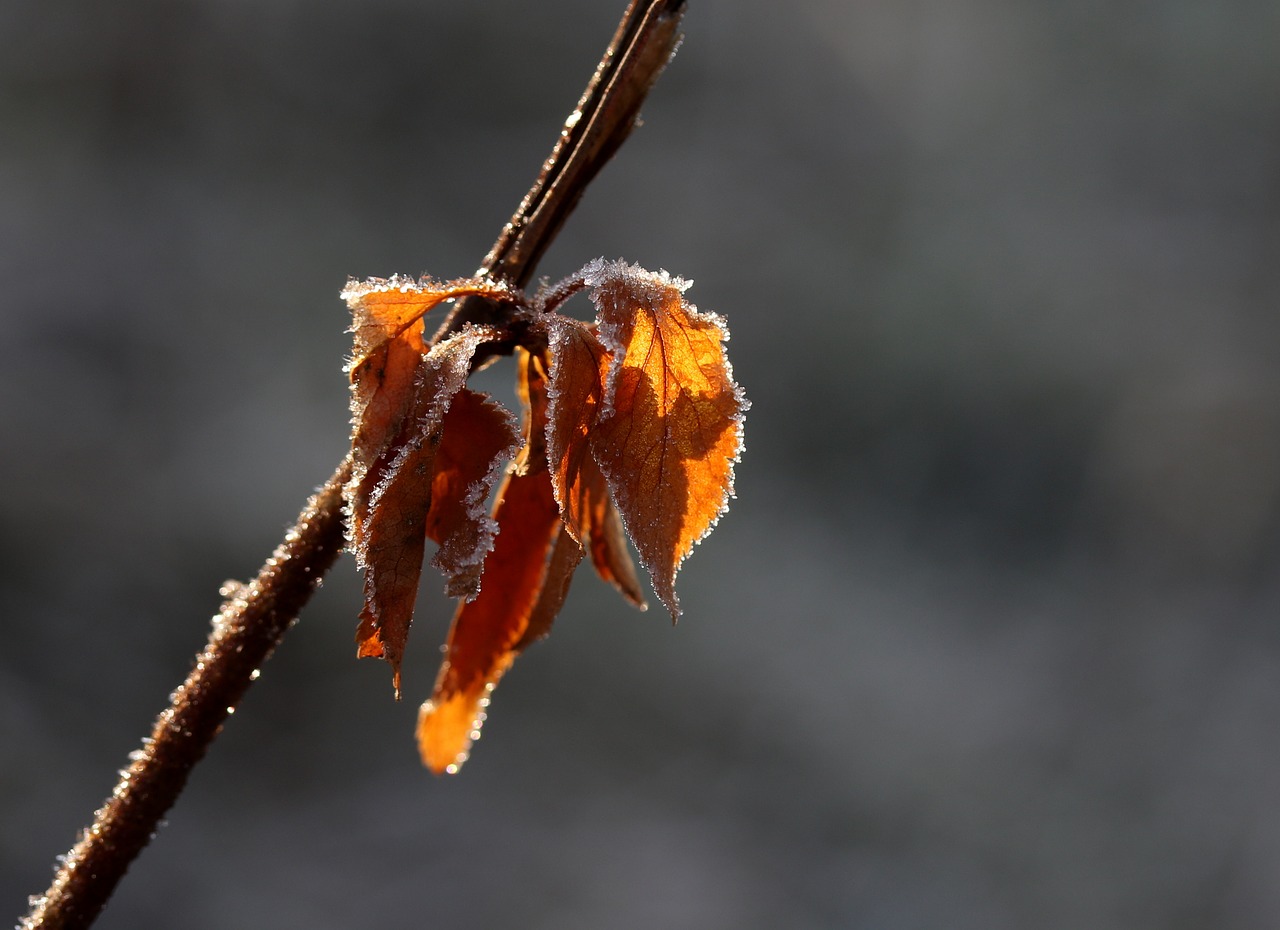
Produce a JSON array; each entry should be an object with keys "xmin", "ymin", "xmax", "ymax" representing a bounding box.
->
[{"xmin": 5, "ymin": 1, "xmax": 1280, "ymax": 927}]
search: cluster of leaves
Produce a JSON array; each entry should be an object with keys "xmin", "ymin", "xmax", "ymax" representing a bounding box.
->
[{"xmin": 343, "ymin": 258, "xmax": 746, "ymax": 773}]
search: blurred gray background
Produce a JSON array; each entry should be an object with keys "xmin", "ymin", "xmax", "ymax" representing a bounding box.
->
[{"xmin": 4, "ymin": 1, "xmax": 1280, "ymax": 927}]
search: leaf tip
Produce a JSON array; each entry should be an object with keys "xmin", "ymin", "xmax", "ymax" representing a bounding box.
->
[
  {"xmin": 417, "ymin": 699, "xmax": 461, "ymax": 774},
  {"xmin": 417, "ymin": 687, "xmax": 493, "ymax": 775},
  {"xmin": 417, "ymin": 657, "xmax": 511, "ymax": 775},
  {"xmin": 659, "ymin": 588, "xmax": 681, "ymax": 625}
]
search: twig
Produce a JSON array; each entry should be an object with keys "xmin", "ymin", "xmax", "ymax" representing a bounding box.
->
[
  {"xmin": 21, "ymin": 461, "xmax": 351, "ymax": 930},
  {"xmin": 20, "ymin": 3, "xmax": 685, "ymax": 928},
  {"xmin": 437, "ymin": 0, "xmax": 686, "ymax": 336}
]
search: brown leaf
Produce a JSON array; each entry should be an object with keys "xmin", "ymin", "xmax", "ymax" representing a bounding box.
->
[
  {"xmin": 417, "ymin": 350, "xmax": 583, "ymax": 773},
  {"xmin": 344, "ymin": 260, "xmax": 746, "ymax": 771},
  {"xmin": 425, "ymin": 389, "xmax": 520, "ymax": 599},
  {"xmin": 542, "ymin": 317, "xmax": 646, "ymax": 607},
  {"xmin": 583, "ymin": 259, "xmax": 746, "ymax": 619},
  {"xmin": 344, "ymin": 275, "xmax": 514, "ymax": 538},
  {"xmin": 541, "ymin": 317, "xmax": 607, "ymax": 538},
  {"xmin": 512, "ymin": 350, "xmax": 588, "ymax": 640},
  {"xmin": 512, "ymin": 347, "xmax": 551, "ymax": 474},
  {"xmin": 348, "ymin": 324, "xmax": 503, "ymax": 696}
]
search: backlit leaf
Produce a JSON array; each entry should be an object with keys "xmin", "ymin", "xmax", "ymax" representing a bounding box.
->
[
  {"xmin": 416, "ymin": 467, "xmax": 575, "ymax": 773},
  {"xmin": 344, "ymin": 275, "xmax": 513, "ymax": 541},
  {"xmin": 425, "ymin": 389, "xmax": 521, "ymax": 599},
  {"xmin": 576, "ymin": 456, "xmax": 646, "ymax": 608},
  {"xmin": 417, "ymin": 351, "xmax": 582, "ymax": 773},
  {"xmin": 584, "ymin": 259, "xmax": 746, "ymax": 619},
  {"xmin": 515, "ymin": 524, "xmax": 584, "ymax": 651},
  {"xmin": 341, "ymin": 258, "xmax": 745, "ymax": 771},
  {"xmin": 542, "ymin": 317, "xmax": 646, "ymax": 607}
]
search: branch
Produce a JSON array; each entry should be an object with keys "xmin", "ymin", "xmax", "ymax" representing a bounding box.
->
[
  {"xmin": 21, "ymin": 3, "xmax": 685, "ymax": 928},
  {"xmin": 22, "ymin": 461, "xmax": 350, "ymax": 930},
  {"xmin": 437, "ymin": 0, "xmax": 686, "ymax": 337}
]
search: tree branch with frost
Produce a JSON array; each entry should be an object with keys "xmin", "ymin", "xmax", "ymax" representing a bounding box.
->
[{"xmin": 20, "ymin": 3, "xmax": 688, "ymax": 928}]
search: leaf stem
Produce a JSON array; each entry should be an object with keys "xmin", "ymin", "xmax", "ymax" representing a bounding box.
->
[
  {"xmin": 20, "ymin": 2, "xmax": 686, "ymax": 928},
  {"xmin": 534, "ymin": 273, "xmax": 592, "ymax": 317}
]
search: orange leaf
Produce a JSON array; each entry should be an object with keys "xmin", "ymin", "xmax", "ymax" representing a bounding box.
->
[
  {"xmin": 343, "ymin": 260, "xmax": 745, "ymax": 771},
  {"xmin": 584, "ymin": 259, "xmax": 746, "ymax": 619},
  {"xmin": 417, "ymin": 350, "xmax": 583, "ymax": 773},
  {"xmin": 541, "ymin": 317, "xmax": 607, "ymax": 539},
  {"xmin": 512, "ymin": 347, "xmax": 551, "ymax": 473},
  {"xmin": 425, "ymin": 389, "xmax": 520, "ymax": 599},
  {"xmin": 417, "ymin": 467, "xmax": 576, "ymax": 773},
  {"xmin": 542, "ymin": 317, "xmax": 646, "ymax": 607},
  {"xmin": 347, "ymin": 324, "xmax": 503, "ymax": 696},
  {"xmin": 515, "ymin": 524, "xmax": 584, "ymax": 651},
  {"xmin": 344, "ymin": 274, "xmax": 514, "ymax": 540},
  {"xmin": 577, "ymin": 456, "xmax": 646, "ymax": 608}
]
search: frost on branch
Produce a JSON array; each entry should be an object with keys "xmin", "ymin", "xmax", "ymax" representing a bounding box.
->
[{"xmin": 342, "ymin": 261, "xmax": 746, "ymax": 769}]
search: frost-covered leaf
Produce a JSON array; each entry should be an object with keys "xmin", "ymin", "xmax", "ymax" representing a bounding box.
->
[
  {"xmin": 584, "ymin": 259, "xmax": 746, "ymax": 620},
  {"xmin": 516, "ymin": 524, "xmax": 583, "ymax": 650},
  {"xmin": 576, "ymin": 457, "xmax": 646, "ymax": 608},
  {"xmin": 541, "ymin": 317, "xmax": 607, "ymax": 538},
  {"xmin": 542, "ymin": 317, "xmax": 646, "ymax": 607},
  {"xmin": 417, "ymin": 354, "xmax": 582, "ymax": 772},
  {"xmin": 340, "ymin": 258, "xmax": 745, "ymax": 771},
  {"xmin": 416, "ymin": 466, "xmax": 577, "ymax": 773},
  {"xmin": 348, "ymin": 324, "xmax": 503, "ymax": 696},
  {"xmin": 425, "ymin": 389, "xmax": 521, "ymax": 599},
  {"xmin": 344, "ymin": 274, "xmax": 513, "ymax": 539}
]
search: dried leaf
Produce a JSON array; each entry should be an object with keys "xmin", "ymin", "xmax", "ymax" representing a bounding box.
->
[
  {"xmin": 417, "ymin": 351, "xmax": 582, "ymax": 773},
  {"xmin": 577, "ymin": 456, "xmax": 646, "ymax": 608},
  {"xmin": 511, "ymin": 350, "xmax": 588, "ymax": 640},
  {"xmin": 425, "ymin": 389, "xmax": 521, "ymax": 599},
  {"xmin": 417, "ymin": 466, "xmax": 574, "ymax": 773},
  {"xmin": 348, "ymin": 324, "xmax": 502, "ymax": 695},
  {"xmin": 515, "ymin": 525, "xmax": 583, "ymax": 651},
  {"xmin": 584, "ymin": 259, "xmax": 746, "ymax": 619},
  {"xmin": 344, "ymin": 275, "xmax": 513, "ymax": 540},
  {"xmin": 542, "ymin": 317, "xmax": 646, "ymax": 607},
  {"xmin": 541, "ymin": 317, "xmax": 607, "ymax": 538},
  {"xmin": 341, "ymin": 259, "xmax": 746, "ymax": 771}
]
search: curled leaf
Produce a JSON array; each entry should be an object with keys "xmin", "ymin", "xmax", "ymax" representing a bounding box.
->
[
  {"xmin": 347, "ymin": 324, "xmax": 503, "ymax": 696},
  {"xmin": 344, "ymin": 275, "xmax": 514, "ymax": 540},
  {"xmin": 426, "ymin": 389, "xmax": 521, "ymax": 599},
  {"xmin": 341, "ymin": 258, "xmax": 746, "ymax": 771},
  {"xmin": 576, "ymin": 457, "xmax": 646, "ymax": 608},
  {"xmin": 417, "ymin": 356, "xmax": 580, "ymax": 772},
  {"xmin": 416, "ymin": 469, "xmax": 581, "ymax": 773},
  {"xmin": 542, "ymin": 317, "xmax": 646, "ymax": 607}
]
